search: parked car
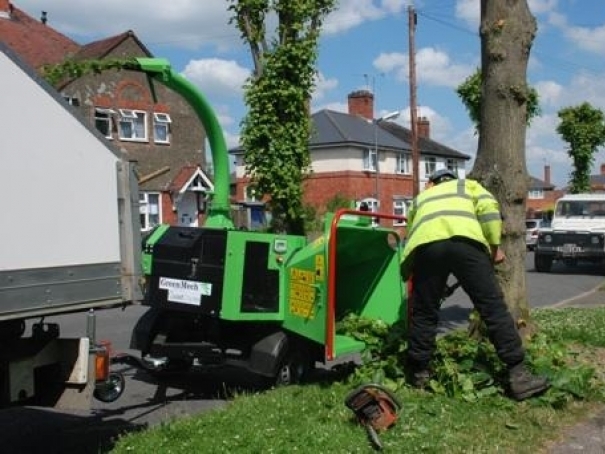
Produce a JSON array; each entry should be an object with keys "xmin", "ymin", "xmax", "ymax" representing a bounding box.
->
[{"xmin": 526, "ymin": 219, "xmax": 550, "ymax": 250}]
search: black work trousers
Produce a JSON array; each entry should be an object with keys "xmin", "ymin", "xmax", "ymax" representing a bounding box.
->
[{"xmin": 407, "ymin": 237, "xmax": 525, "ymax": 369}]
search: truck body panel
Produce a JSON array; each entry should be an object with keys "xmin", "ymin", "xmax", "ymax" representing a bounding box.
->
[{"xmin": 0, "ymin": 45, "xmax": 142, "ymax": 320}]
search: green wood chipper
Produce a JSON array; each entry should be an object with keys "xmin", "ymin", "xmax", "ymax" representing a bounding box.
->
[{"xmin": 127, "ymin": 58, "xmax": 408, "ymax": 385}]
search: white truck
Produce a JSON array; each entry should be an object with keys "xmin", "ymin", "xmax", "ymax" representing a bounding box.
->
[
  {"xmin": 534, "ymin": 193, "xmax": 605, "ymax": 272},
  {"xmin": 0, "ymin": 45, "xmax": 142, "ymax": 408}
]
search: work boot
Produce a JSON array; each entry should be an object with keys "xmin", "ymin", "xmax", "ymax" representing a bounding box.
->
[
  {"xmin": 508, "ymin": 363, "xmax": 549, "ymax": 401},
  {"xmin": 404, "ymin": 356, "xmax": 431, "ymax": 389},
  {"xmin": 410, "ymin": 369, "xmax": 431, "ymax": 389}
]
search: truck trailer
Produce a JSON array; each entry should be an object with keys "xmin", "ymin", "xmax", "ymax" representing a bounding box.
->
[{"xmin": 0, "ymin": 44, "xmax": 142, "ymax": 408}]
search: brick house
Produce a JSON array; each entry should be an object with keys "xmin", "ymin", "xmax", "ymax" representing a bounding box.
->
[
  {"xmin": 232, "ymin": 89, "xmax": 471, "ymax": 228},
  {"xmin": 526, "ymin": 165, "xmax": 565, "ymax": 219},
  {"xmin": 589, "ymin": 164, "xmax": 605, "ymax": 193},
  {"xmin": 0, "ymin": 1, "xmax": 212, "ymax": 231}
]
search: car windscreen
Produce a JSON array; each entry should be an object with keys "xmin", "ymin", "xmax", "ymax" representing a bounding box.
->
[{"xmin": 526, "ymin": 221, "xmax": 538, "ymax": 229}]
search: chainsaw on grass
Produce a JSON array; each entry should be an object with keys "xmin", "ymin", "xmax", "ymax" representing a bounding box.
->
[{"xmin": 345, "ymin": 384, "xmax": 402, "ymax": 451}]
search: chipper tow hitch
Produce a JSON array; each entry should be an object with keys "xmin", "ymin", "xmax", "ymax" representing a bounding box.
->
[{"xmin": 345, "ymin": 384, "xmax": 401, "ymax": 451}]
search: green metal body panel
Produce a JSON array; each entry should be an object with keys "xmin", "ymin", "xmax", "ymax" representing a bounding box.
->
[
  {"xmin": 281, "ymin": 234, "xmax": 328, "ymax": 345},
  {"xmin": 220, "ymin": 231, "xmax": 307, "ymax": 321}
]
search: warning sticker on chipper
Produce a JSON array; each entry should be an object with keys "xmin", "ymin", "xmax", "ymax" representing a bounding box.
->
[{"xmin": 159, "ymin": 277, "xmax": 212, "ymax": 306}]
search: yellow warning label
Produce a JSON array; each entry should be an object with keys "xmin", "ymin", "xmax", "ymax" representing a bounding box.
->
[
  {"xmin": 315, "ymin": 254, "xmax": 325, "ymax": 282},
  {"xmin": 290, "ymin": 268, "xmax": 315, "ymax": 285},
  {"xmin": 289, "ymin": 268, "xmax": 316, "ymax": 318}
]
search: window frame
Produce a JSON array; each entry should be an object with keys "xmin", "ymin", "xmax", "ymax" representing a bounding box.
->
[
  {"xmin": 528, "ymin": 189, "xmax": 544, "ymax": 200},
  {"xmin": 118, "ymin": 109, "xmax": 148, "ymax": 142},
  {"xmin": 424, "ymin": 157, "xmax": 437, "ymax": 177},
  {"xmin": 446, "ymin": 158, "xmax": 459, "ymax": 174},
  {"xmin": 139, "ymin": 192, "xmax": 161, "ymax": 231},
  {"xmin": 153, "ymin": 112, "xmax": 172, "ymax": 144},
  {"xmin": 393, "ymin": 200, "xmax": 408, "ymax": 226},
  {"xmin": 363, "ymin": 148, "xmax": 378, "ymax": 172},
  {"xmin": 397, "ymin": 153, "xmax": 411, "ymax": 174},
  {"xmin": 94, "ymin": 107, "xmax": 114, "ymax": 139}
]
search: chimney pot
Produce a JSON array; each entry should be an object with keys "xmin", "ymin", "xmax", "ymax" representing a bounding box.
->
[
  {"xmin": 0, "ymin": 0, "xmax": 11, "ymax": 19},
  {"xmin": 600, "ymin": 163, "xmax": 605, "ymax": 175},
  {"xmin": 41, "ymin": 11, "xmax": 47, "ymax": 24},
  {"xmin": 417, "ymin": 116, "xmax": 430, "ymax": 138},
  {"xmin": 544, "ymin": 165, "xmax": 551, "ymax": 185},
  {"xmin": 347, "ymin": 90, "xmax": 374, "ymax": 120}
]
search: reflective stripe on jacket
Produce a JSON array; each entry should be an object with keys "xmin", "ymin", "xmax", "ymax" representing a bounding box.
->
[{"xmin": 400, "ymin": 178, "xmax": 502, "ymax": 279}]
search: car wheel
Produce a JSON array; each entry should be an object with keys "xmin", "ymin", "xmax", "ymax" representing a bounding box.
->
[{"xmin": 534, "ymin": 254, "xmax": 552, "ymax": 272}]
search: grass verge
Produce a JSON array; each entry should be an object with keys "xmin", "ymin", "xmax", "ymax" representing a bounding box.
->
[{"xmin": 111, "ymin": 307, "xmax": 605, "ymax": 453}]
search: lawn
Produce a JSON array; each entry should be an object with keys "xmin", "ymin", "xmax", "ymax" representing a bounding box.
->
[{"xmin": 111, "ymin": 307, "xmax": 605, "ymax": 453}]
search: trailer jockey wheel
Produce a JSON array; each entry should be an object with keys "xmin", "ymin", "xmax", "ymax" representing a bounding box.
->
[
  {"xmin": 94, "ymin": 372, "xmax": 126, "ymax": 403},
  {"xmin": 345, "ymin": 384, "xmax": 402, "ymax": 451}
]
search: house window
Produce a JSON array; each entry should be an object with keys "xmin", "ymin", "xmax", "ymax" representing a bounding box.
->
[
  {"xmin": 446, "ymin": 159, "xmax": 459, "ymax": 174},
  {"xmin": 118, "ymin": 109, "xmax": 147, "ymax": 142},
  {"xmin": 528, "ymin": 189, "xmax": 544, "ymax": 199},
  {"xmin": 63, "ymin": 96, "xmax": 80, "ymax": 107},
  {"xmin": 397, "ymin": 154, "xmax": 411, "ymax": 174},
  {"xmin": 393, "ymin": 200, "xmax": 408, "ymax": 226},
  {"xmin": 358, "ymin": 198, "xmax": 379, "ymax": 212},
  {"xmin": 139, "ymin": 192, "xmax": 160, "ymax": 231},
  {"xmin": 364, "ymin": 149, "xmax": 377, "ymax": 171},
  {"xmin": 94, "ymin": 107, "xmax": 114, "ymax": 139},
  {"xmin": 153, "ymin": 112, "xmax": 172, "ymax": 144},
  {"xmin": 424, "ymin": 157, "xmax": 436, "ymax": 178}
]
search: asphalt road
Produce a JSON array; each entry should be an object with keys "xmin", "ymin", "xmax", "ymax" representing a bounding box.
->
[{"xmin": 1, "ymin": 251, "xmax": 604, "ymax": 454}]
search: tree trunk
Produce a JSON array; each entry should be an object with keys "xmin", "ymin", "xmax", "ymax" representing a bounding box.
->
[{"xmin": 471, "ymin": 1, "xmax": 537, "ymax": 337}]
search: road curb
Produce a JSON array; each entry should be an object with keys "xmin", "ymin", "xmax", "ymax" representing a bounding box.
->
[{"xmin": 550, "ymin": 284, "xmax": 604, "ymax": 308}]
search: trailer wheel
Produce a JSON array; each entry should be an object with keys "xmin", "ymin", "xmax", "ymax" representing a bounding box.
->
[
  {"xmin": 94, "ymin": 372, "xmax": 125, "ymax": 403},
  {"xmin": 534, "ymin": 254, "xmax": 553, "ymax": 272},
  {"xmin": 273, "ymin": 350, "xmax": 314, "ymax": 387}
]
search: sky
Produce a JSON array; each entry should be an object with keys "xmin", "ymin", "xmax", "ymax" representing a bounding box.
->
[{"xmin": 14, "ymin": 0, "xmax": 605, "ymax": 188}]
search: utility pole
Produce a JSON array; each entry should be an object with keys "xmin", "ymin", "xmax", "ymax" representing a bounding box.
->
[{"xmin": 408, "ymin": 4, "xmax": 419, "ymax": 197}]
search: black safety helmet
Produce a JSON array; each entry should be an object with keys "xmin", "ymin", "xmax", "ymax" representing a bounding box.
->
[{"xmin": 428, "ymin": 169, "xmax": 457, "ymax": 185}]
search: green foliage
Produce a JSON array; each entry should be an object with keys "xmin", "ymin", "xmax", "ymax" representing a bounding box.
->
[
  {"xmin": 556, "ymin": 102, "xmax": 605, "ymax": 193},
  {"xmin": 456, "ymin": 67, "xmax": 541, "ymax": 132},
  {"xmin": 41, "ymin": 58, "xmax": 139, "ymax": 86},
  {"xmin": 229, "ymin": 0, "xmax": 337, "ymax": 235},
  {"xmin": 337, "ymin": 313, "xmax": 601, "ymax": 405},
  {"xmin": 325, "ymin": 193, "xmax": 354, "ymax": 212},
  {"xmin": 112, "ymin": 308, "xmax": 605, "ymax": 454}
]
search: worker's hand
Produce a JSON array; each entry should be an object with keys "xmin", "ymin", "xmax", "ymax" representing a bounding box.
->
[{"xmin": 491, "ymin": 246, "xmax": 506, "ymax": 264}]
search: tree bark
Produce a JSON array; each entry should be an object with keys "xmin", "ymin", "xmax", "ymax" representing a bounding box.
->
[{"xmin": 472, "ymin": 1, "xmax": 537, "ymax": 337}]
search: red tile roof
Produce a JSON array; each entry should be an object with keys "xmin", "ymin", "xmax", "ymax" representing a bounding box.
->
[
  {"xmin": 0, "ymin": 5, "xmax": 79, "ymax": 70},
  {"xmin": 75, "ymin": 30, "xmax": 153, "ymax": 60}
]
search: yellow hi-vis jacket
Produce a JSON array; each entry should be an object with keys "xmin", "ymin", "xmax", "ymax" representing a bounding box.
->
[{"xmin": 400, "ymin": 178, "xmax": 502, "ymax": 280}]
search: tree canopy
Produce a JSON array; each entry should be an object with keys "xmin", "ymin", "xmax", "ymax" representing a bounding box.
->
[
  {"xmin": 229, "ymin": 0, "xmax": 337, "ymax": 234},
  {"xmin": 557, "ymin": 102, "xmax": 605, "ymax": 194}
]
